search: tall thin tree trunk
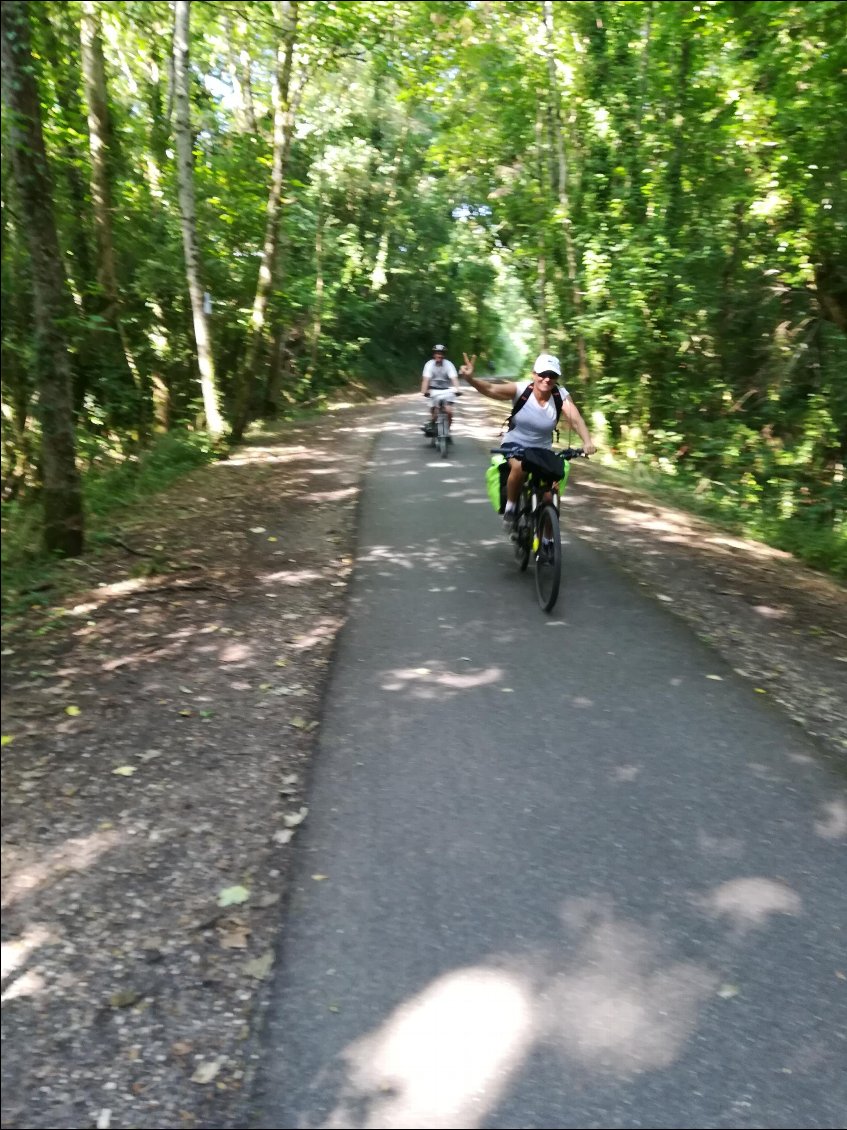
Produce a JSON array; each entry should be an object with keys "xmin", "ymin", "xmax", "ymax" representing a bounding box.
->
[
  {"xmin": 80, "ymin": 0, "xmax": 147, "ymax": 435},
  {"xmin": 534, "ymin": 105, "xmax": 550, "ymax": 348},
  {"xmin": 370, "ymin": 123, "xmax": 408, "ymax": 293},
  {"xmin": 224, "ymin": 17, "xmax": 259, "ymax": 134},
  {"xmin": 309, "ymin": 190, "xmax": 325, "ymax": 376},
  {"xmin": 172, "ymin": 0, "xmax": 225, "ymax": 440},
  {"xmin": 1, "ymin": 0, "xmax": 84, "ymax": 555},
  {"xmin": 231, "ymin": 0, "xmax": 300, "ymax": 443},
  {"xmin": 541, "ymin": 0, "xmax": 590, "ymax": 385}
]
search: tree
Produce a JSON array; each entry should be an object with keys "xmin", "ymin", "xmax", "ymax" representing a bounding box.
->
[
  {"xmin": 172, "ymin": 0, "xmax": 225, "ymax": 440},
  {"xmin": 230, "ymin": 0, "xmax": 300, "ymax": 443},
  {"xmin": 80, "ymin": 0, "xmax": 147, "ymax": 435},
  {"xmin": 1, "ymin": 0, "xmax": 84, "ymax": 555}
]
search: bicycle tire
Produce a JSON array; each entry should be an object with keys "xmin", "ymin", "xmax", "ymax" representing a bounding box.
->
[
  {"xmin": 437, "ymin": 412, "xmax": 449, "ymax": 458},
  {"xmin": 534, "ymin": 503, "xmax": 562, "ymax": 612},
  {"xmin": 515, "ymin": 498, "xmax": 531, "ymax": 572}
]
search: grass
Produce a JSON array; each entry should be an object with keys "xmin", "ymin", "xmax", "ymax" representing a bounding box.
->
[
  {"xmin": 1, "ymin": 430, "xmax": 217, "ymax": 621},
  {"xmin": 596, "ymin": 456, "xmax": 847, "ymax": 581}
]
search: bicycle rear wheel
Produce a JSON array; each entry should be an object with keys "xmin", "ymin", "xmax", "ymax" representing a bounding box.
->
[{"xmin": 534, "ymin": 504, "xmax": 562, "ymax": 612}]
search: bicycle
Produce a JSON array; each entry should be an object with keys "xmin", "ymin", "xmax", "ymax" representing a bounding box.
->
[
  {"xmin": 492, "ymin": 446, "xmax": 587, "ymax": 612},
  {"xmin": 424, "ymin": 389, "xmax": 461, "ymax": 459}
]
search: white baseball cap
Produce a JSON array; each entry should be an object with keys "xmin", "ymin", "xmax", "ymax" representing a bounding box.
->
[{"xmin": 533, "ymin": 353, "xmax": 561, "ymax": 377}]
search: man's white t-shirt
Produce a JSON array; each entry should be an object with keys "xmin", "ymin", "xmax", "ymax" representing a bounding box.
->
[
  {"xmin": 507, "ymin": 380, "xmax": 569, "ymax": 450},
  {"xmin": 423, "ymin": 358, "xmax": 458, "ymax": 389}
]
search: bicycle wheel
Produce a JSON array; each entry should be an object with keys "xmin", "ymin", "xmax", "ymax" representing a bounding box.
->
[
  {"xmin": 515, "ymin": 499, "xmax": 531, "ymax": 572},
  {"xmin": 437, "ymin": 412, "xmax": 449, "ymax": 458},
  {"xmin": 534, "ymin": 503, "xmax": 562, "ymax": 612}
]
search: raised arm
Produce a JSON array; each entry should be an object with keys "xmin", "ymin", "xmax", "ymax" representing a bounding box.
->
[{"xmin": 458, "ymin": 353, "xmax": 516, "ymax": 402}]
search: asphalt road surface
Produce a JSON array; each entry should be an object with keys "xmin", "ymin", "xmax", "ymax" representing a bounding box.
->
[{"xmin": 250, "ymin": 396, "xmax": 847, "ymax": 1130}]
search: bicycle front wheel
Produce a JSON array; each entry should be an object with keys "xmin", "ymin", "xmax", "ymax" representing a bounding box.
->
[
  {"xmin": 534, "ymin": 504, "xmax": 562, "ymax": 612},
  {"xmin": 437, "ymin": 413, "xmax": 449, "ymax": 458}
]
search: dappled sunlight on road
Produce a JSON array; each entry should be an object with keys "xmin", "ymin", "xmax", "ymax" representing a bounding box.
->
[
  {"xmin": 314, "ymin": 897, "xmax": 750, "ymax": 1129},
  {"xmin": 696, "ymin": 876, "xmax": 803, "ymax": 932},
  {"xmin": 379, "ymin": 663, "xmax": 504, "ymax": 695},
  {"xmin": 814, "ymin": 798, "xmax": 847, "ymax": 840},
  {"xmin": 321, "ymin": 967, "xmax": 534, "ymax": 1130}
]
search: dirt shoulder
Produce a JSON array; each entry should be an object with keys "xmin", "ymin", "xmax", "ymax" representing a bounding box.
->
[{"xmin": 2, "ymin": 396, "xmax": 845, "ymax": 1130}]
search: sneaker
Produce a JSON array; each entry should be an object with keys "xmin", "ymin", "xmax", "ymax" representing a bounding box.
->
[{"xmin": 502, "ymin": 509, "xmax": 516, "ymax": 531}]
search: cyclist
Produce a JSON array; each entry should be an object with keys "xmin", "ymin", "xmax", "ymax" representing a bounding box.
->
[
  {"xmin": 459, "ymin": 351, "xmax": 597, "ymax": 525},
  {"xmin": 421, "ymin": 344, "xmax": 461, "ymax": 437}
]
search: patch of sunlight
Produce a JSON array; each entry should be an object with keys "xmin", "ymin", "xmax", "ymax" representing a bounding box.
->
[
  {"xmin": 290, "ymin": 617, "xmax": 344, "ymax": 651},
  {"xmin": 1, "ymin": 925, "xmax": 51, "ymax": 981},
  {"xmin": 219, "ymin": 642, "xmax": 252, "ymax": 663},
  {"xmin": 262, "ymin": 568, "xmax": 328, "ymax": 586},
  {"xmin": 69, "ymin": 576, "xmax": 157, "ymax": 616},
  {"xmin": 2, "ymin": 968, "xmax": 47, "ymax": 1004},
  {"xmin": 2, "ymin": 829, "xmax": 122, "ymax": 909},
  {"xmin": 380, "ymin": 665, "xmax": 504, "ymax": 693},
  {"xmin": 697, "ymin": 877, "xmax": 802, "ymax": 931},
  {"xmin": 547, "ymin": 898, "xmax": 719, "ymax": 1073},
  {"xmin": 324, "ymin": 966, "xmax": 534, "ymax": 1130},
  {"xmin": 311, "ymin": 486, "xmax": 358, "ymax": 504},
  {"xmin": 814, "ymin": 798, "xmax": 847, "ymax": 840}
]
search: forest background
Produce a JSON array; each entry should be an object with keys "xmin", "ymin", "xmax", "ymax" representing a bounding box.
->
[{"xmin": 2, "ymin": 0, "xmax": 845, "ymax": 585}]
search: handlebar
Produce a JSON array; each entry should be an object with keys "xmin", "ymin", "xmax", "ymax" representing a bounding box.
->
[{"xmin": 489, "ymin": 447, "xmax": 587, "ymax": 459}]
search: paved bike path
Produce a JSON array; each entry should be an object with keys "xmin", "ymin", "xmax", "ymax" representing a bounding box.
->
[{"xmin": 251, "ymin": 398, "xmax": 847, "ymax": 1130}]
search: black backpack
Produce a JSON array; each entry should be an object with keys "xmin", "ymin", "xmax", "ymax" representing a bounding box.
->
[{"xmin": 506, "ymin": 384, "xmax": 563, "ymax": 433}]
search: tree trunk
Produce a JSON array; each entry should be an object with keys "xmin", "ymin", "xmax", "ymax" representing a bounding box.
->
[
  {"xmin": 534, "ymin": 104, "xmax": 550, "ymax": 348},
  {"xmin": 309, "ymin": 192, "xmax": 325, "ymax": 376},
  {"xmin": 224, "ymin": 17, "xmax": 259, "ymax": 134},
  {"xmin": 1, "ymin": 0, "xmax": 84, "ymax": 555},
  {"xmin": 541, "ymin": 0, "xmax": 591, "ymax": 386},
  {"xmin": 231, "ymin": 0, "xmax": 300, "ymax": 443},
  {"xmin": 172, "ymin": 0, "xmax": 225, "ymax": 440},
  {"xmin": 80, "ymin": 0, "xmax": 148, "ymax": 436},
  {"xmin": 370, "ymin": 124, "xmax": 408, "ymax": 293}
]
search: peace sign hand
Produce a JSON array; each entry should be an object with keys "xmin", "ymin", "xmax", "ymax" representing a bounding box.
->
[{"xmin": 459, "ymin": 352, "xmax": 477, "ymax": 378}]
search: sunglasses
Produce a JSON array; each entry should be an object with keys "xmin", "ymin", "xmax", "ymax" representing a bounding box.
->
[{"xmin": 537, "ymin": 372, "xmax": 557, "ymax": 380}]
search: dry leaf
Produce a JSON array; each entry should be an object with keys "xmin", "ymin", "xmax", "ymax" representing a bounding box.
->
[
  {"xmin": 191, "ymin": 1060, "xmax": 222, "ymax": 1084},
  {"xmin": 244, "ymin": 952, "xmax": 274, "ymax": 980},
  {"xmin": 218, "ymin": 920, "xmax": 250, "ymax": 949},
  {"xmin": 65, "ymin": 705, "xmax": 81, "ymax": 716},
  {"xmin": 1, "ymin": 735, "xmax": 14, "ymax": 747},
  {"xmin": 113, "ymin": 765, "xmax": 137, "ymax": 777},
  {"xmin": 717, "ymin": 983, "xmax": 740, "ymax": 999},
  {"xmin": 312, "ymin": 874, "xmax": 328, "ymax": 882},
  {"xmin": 705, "ymin": 675, "xmax": 723, "ymax": 681},
  {"xmin": 290, "ymin": 716, "xmax": 308, "ymax": 729},
  {"xmin": 109, "ymin": 989, "xmax": 142, "ymax": 1008},
  {"xmin": 273, "ymin": 829, "xmax": 295, "ymax": 845}
]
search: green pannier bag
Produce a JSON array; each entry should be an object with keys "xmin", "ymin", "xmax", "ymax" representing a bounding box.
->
[{"xmin": 486, "ymin": 455, "xmax": 508, "ymax": 513}]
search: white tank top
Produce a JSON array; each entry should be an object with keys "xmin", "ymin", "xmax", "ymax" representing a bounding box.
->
[{"xmin": 508, "ymin": 380, "xmax": 569, "ymax": 449}]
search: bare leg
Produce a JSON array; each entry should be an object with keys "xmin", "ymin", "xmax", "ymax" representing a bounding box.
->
[{"xmin": 506, "ymin": 458, "xmax": 525, "ymax": 504}]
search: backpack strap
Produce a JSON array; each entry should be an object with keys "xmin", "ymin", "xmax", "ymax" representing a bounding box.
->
[{"xmin": 505, "ymin": 385, "xmax": 564, "ymax": 431}]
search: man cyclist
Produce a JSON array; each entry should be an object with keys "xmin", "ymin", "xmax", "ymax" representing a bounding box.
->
[
  {"xmin": 459, "ymin": 351, "xmax": 597, "ymax": 525},
  {"xmin": 421, "ymin": 344, "xmax": 461, "ymax": 437}
]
